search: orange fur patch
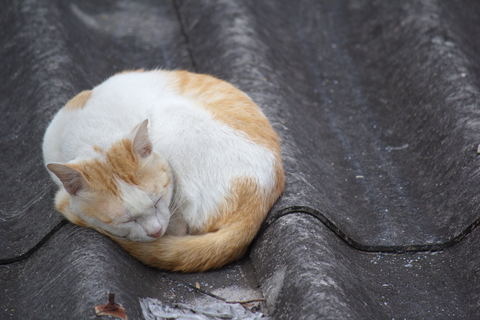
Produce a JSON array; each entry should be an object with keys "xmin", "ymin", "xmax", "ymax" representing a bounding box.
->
[
  {"xmin": 63, "ymin": 90, "xmax": 92, "ymax": 111},
  {"xmin": 168, "ymin": 71, "xmax": 281, "ymax": 153},
  {"xmin": 104, "ymin": 139, "xmax": 139, "ymax": 186},
  {"xmin": 54, "ymin": 189, "xmax": 88, "ymax": 226},
  {"xmin": 66, "ymin": 139, "xmax": 140, "ymax": 197},
  {"xmin": 69, "ymin": 159, "xmax": 121, "ymax": 196}
]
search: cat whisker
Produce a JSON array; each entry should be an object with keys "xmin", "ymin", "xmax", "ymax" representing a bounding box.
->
[
  {"xmin": 168, "ymin": 216, "xmax": 182, "ymax": 223},
  {"xmin": 169, "ymin": 194, "xmax": 187, "ymax": 215}
]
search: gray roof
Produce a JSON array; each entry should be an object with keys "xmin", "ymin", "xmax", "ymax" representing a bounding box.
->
[{"xmin": 2, "ymin": 0, "xmax": 480, "ymax": 319}]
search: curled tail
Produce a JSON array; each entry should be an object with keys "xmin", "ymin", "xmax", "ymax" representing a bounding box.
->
[
  {"xmin": 114, "ymin": 177, "xmax": 283, "ymax": 272},
  {"xmin": 118, "ymin": 225, "xmax": 255, "ymax": 272}
]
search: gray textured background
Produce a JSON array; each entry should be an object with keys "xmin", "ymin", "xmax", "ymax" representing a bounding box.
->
[{"xmin": 2, "ymin": 0, "xmax": 480, "ymax": 319}]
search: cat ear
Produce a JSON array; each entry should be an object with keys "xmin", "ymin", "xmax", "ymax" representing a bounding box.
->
[
  {"xmin": 132, "ymin": 119, "xmax": 153, "ymax": 159},
  {"xmin": 46, "ymin": 163, "xmax": 88, "ymax": 196}
]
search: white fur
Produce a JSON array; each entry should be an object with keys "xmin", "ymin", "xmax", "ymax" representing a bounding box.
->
[{"xmin": 43, "ymin": 70, "xmax": 277, "ymax": 233}]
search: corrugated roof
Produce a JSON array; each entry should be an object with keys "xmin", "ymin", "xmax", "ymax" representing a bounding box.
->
[{"xmin": 2, "ymin": 0, "xmax": 480, "ymax": 319}]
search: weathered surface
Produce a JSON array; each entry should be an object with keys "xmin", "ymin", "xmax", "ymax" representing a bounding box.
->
[
  {"xmin": 2, "ymin": 0, "xmax": 480, "ymax": 318},
  {"xmin": 252, "ymin": 214, "xmax": 480, "ymax": 319}
]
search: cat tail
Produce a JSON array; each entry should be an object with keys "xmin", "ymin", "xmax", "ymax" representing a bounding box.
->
[
  {"xmin": 118, "ymin": 224, "xmax": 258, "ymax": 273},
  {"xmin": 115, "ymin": 179, "xmax": 281, "ymax": 272}
]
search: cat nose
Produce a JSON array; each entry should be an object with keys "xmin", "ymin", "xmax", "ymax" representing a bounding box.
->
[{"xmin": 148, "ymin": 229, "xmax": 162, "ymax": 238}]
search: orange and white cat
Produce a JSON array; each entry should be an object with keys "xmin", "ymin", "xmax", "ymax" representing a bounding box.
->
[{"xmin": 43, "ymin": 70, "xmax": 284, "ymax": 272}]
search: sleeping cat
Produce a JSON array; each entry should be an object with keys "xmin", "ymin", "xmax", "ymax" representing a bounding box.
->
[{"xmin": 43, "ymin": 69, "xmax": 284, "ymax": 272}]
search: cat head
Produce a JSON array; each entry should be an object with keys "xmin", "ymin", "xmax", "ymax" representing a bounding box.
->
[{"xmin": 47, "ymin": 120, "xmax": 173, "ymax": 242}]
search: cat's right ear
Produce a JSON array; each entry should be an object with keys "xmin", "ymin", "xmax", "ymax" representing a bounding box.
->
[
  {"xmin": 46, "ymin": 163, "xmax": 88, "ymax": 196},
  {"xmin": 132, "ymin": 119, "xmax": 153, "ymax": 159}
]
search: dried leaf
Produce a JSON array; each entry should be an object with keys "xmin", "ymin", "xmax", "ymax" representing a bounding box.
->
[{"xmin": 95, "ymin": 293, "xmax": 127, "ymax": 320}]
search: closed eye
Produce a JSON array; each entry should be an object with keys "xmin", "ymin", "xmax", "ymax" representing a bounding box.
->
[
  {"xmin": 103, "ymin": 229, "xmax": 128, "ymax": 239},
  {"xmin": 154, "ymin": 197, "xmax": 162, "ymax": 209}
]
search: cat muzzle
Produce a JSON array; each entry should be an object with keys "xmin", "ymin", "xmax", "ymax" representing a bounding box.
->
[{"xmin": 147, "ymin": 229, "xmax": 163, "ymax": 238}]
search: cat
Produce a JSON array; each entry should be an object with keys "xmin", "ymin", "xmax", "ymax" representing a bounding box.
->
[{"xmin": 43, "ymin": 69, "xmax": 284, "ymax": 272}]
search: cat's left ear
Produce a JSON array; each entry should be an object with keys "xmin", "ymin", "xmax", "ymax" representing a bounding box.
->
[
  {"xmin": 46, "ymin": 163, "xmax": 89, "ymax": 196},
  {"xmin": 132, "ymin": 119, "xmax": 153, "ymax": 159}
]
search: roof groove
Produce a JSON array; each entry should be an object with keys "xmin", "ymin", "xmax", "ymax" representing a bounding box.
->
[
  {"xmin": 264, "ymin": 206, "xmax": 480, "ymax": 253},
  {"xmin": 0, "ymin": 220, "xmax": 68, "ymax": 265}
]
